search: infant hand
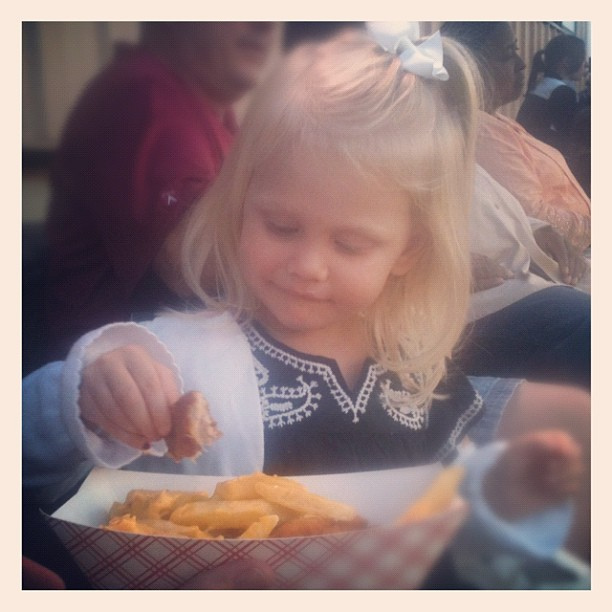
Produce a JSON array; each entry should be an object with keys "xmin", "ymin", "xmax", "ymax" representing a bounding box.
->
[
  {"xmin": 484, "ymin": 430, "xmax": 584, "ymax": 521},
  {"xmin": 79, "ymin": 345, "xmax": 180, "ymax": 450}
]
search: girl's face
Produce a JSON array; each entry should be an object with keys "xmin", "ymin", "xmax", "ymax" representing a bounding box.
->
[{"xmin": 238, "ymin": 150, "xmax": 417, "ymax": 344}]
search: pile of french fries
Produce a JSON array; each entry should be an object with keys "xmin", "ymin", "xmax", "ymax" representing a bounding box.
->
[{"xmin": 103, "ymin": 466, "xmax": 465, "ymax": 540}]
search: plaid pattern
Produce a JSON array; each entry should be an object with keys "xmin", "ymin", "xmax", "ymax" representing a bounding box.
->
[{"xmin": 44, "ymin": 500, "xmax": 467, "ymax": 590}]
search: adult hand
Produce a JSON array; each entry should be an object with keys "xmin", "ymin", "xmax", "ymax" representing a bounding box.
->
[
  {"xmin": 79, "ymin": 345, "xmax": 180, "ymax": 450},
  {"xmin": 533, "ymin": 225, "xmax": 588, "ymax": 286},
  {"xmin": 470, "ymin": 252, "xmax": 514, "ymax": 292},
  {"xmin": 179, "ymin": 559, "xmax": 276, "ymax": 589}
]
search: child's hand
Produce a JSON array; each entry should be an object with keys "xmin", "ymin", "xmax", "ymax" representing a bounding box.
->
[
  {"xmin": 79, "ymin": 345, "xmax": 181, "ymax": 450},
  {"xmin": 483, "ymin": 430, "xmax": 584, "ymax": 521}
]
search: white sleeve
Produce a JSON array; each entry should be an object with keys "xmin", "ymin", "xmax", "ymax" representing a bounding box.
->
[{"xmin": 60, "ymin": 321, "xmax": 184, "ymax": 466}]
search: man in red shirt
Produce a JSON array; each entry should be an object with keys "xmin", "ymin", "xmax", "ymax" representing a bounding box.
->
[{"xmin": 44, "ymin": 22, "xmax": 279, "ymax": 359}]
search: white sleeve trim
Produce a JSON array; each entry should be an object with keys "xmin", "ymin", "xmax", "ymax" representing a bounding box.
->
[{"xmin": 60, "ymin": 322, "xmax": 183, "ymax": 468}]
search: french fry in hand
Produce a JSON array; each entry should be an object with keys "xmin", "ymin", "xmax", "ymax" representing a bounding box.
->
[{"xmin": 396, "ymin": 465, "xmax": 465, "ymax": 524}]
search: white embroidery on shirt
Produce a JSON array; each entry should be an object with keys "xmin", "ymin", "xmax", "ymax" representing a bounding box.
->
[
  {"xmin": 432, "ymin": 391, "xmax": 484, "ymax": 462},
  {"xmin": 246, "ymin": 325, "xmax": 388, "ymax": 425},
  {"xmin": 244, "ymin": 325, "xmax": 485, "ymax": 460},
  {"xmin": 252, "ymin": 354, "xmax": 322, "ymax": 427},
  {"xmin": 261, "ymin": 375, "xmax": 322, "ymax": 428},
  {"xmin": 379, "ymin": 378, "xmax": 428, "ymax": 430},
  {"xmin": 247, "ymin": 325, "xmax": 476, "ymax": 433},
  {"xmin": 252, "ymin": 355, "xmax": 269, "ymax": 387}
]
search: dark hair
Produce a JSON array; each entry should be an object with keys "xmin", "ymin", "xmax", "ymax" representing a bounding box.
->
[
  {"xmin": 283, "ymin": 22, "xmax": 365, "ymax": 51},
  {"xmin": 526, "ymin": 34, "xmax": 586, "ymax": 90},
  {"xmin": 439, "ymin": 22, "xmax": 508, "ymax": 57},
  {"xmin": 440, "ymin": 22, "xmax": 510, "ymax": 110}
]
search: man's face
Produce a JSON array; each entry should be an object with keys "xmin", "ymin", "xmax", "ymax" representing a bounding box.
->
[
  {"xmin": 482, "ymin": 23, "xmax": 526, "ymax": 108},
  {"xmin": 178, "ymin": 22, "xmax": 280, "ymax": 104}
]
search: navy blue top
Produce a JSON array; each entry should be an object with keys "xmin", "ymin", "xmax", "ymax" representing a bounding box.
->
[{"xmin": 244, "ymin": 324, "xmax": 484, "ymax": 476}]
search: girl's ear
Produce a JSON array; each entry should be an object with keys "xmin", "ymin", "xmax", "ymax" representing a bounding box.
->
[{"xmin": 390, "ymin": 234, "xmax": 428, "ymax": 277}]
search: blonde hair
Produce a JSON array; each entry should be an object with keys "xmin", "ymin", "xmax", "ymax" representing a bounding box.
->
[{"xmin": 181, "ymin": 29, "xmax": 481, "ymax": 408}]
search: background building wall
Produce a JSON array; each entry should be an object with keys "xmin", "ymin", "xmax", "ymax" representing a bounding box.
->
[
  {"xmin": 23, "ymin": 22, "xmax": 140, "ymax": 151},
  {"xmin": 23, "ymin": 22, "xmax": 140, "ymax": 223}
]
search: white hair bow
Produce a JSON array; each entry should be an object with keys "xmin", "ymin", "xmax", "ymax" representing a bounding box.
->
[{"xmin": 366, "ymin": 21, "xmax": 449, "ymax": 81}]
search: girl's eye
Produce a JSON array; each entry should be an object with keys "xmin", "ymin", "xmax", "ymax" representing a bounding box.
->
[
  {"xmin": 334, "ymin": 237, "xmax": 375, "ymax": 255},
  {"xmin": 335, "ymin": 241, "xmax": 362, "ymax": 254},
  {"xmin": 265, "ymin": 219, "xmax": 298, "ymax": 236}
]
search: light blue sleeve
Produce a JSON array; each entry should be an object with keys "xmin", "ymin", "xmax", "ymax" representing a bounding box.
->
[{"xmin": 22, "ymin": 361, "xmax": 94, "ymax": 507}]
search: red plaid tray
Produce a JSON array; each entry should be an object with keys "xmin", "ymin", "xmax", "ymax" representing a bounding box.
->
[
  {"xmin": 45, "ymin": 500, "xmax": 466, "ymax": 589},
  {"xmin": 43, "ymin": 466, "xmax": 468, "ymax": 589}
]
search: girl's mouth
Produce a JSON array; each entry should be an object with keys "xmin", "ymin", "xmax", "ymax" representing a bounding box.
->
[{"xmin": 278, "ymin": 285, "xmax": 329, "ymax": 303}]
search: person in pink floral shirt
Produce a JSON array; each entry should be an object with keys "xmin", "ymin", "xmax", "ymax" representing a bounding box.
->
[{"xmin": 441, "ymin": 22, "xmax": 590, "ymax": 251}]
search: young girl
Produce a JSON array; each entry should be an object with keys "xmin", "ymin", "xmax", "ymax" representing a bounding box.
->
[{"xmin": 23, "ymin": 26, "xmax": 588, "ymax": 575}]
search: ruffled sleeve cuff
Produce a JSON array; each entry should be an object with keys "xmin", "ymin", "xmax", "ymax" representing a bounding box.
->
[{"xmin": 60, "ymin": 322, "xmax": 183, "ymax": 468}]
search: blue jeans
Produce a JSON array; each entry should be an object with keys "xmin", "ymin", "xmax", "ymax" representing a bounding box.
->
[
  {"xmin": 468, "ymin": 376, "xmax": 523, "ymax": 446},
  {"xmin": 457, "ymin": 286, "xmax": 590, "ymax": 389}
]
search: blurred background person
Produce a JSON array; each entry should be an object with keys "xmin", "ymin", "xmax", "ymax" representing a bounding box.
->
[
  {"xmin": 516, "ymin": 34, "xmax": 587, "ymax": 160},
  {"xmin": 440, "ymin": 22, "xmax": 590, "ymax": 252},
  {"xmin": 516, "ymin": 34, "xmax": 590, "ymax": 197},
  {"xmin": 461, "ymin": 164, "xmax": 590, "ymax": 390},
  {"xmin": 42, "ymin": 22, "xmax": 281, "ymax": 363},
  {"xmin": 566, "ymin": 58, "xmax": 591, "ymax": 198}
]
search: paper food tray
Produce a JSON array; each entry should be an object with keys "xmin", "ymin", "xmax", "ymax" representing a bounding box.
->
[{"xmin": 44, "ymin": 464, "xmax": 468, "ymax": 589}]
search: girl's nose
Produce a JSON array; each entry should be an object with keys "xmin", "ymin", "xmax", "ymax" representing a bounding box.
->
[{"xmin": 286, "ymin": 244, "xmax": 329, "ymax": 282}]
